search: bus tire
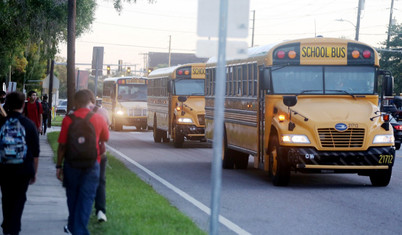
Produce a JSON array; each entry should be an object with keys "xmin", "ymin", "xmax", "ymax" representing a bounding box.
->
[
  {"xmin": 173, "ymin": 125, "xmax": 184, "ymax": 147},
  {"xmin": 234, "ymin": 152, "xmax": 249, "ymax": 169},
  {"xmin": 369, "ymin": 168, "xmax": 392, "ymax": 187},
  {"xmin": 153, "ymin": 119, "xmax": 162, "ymax": 143},
  {"xmin": 268, "ymin": 135, "xmax": 290, "ymax": 186},
  {"xmin": 222, "ymin": 132, "xmax": 234, "ymax": 169}
]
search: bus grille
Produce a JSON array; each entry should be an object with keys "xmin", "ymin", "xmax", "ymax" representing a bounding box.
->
[
  {"xmin": 198, "ymin": 114, "xmax": 205, "ymax": 125},
  {"xmin": 128, "ymin": 108, "xmax": 147, "ymax": 117},
  {"xmin": 318, "ymin": 128, "xmax": 365, "ymax": 148}
]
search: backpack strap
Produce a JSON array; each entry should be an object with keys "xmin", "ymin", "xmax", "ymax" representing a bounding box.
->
[{"xmin": 84, "ymin": 111, "xmax": 95, "ymax": 122}]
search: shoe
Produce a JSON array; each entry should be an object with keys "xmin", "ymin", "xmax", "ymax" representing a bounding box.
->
[
  {"xmin": 64, "ymin": 225, "xmax": 72, "ymax": 234},
  {"xmin": 97, "ymin": 210, "xmax": 107, "ymax": 222}
]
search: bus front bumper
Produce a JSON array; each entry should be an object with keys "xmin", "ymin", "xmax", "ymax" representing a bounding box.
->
[
  {"xmin": 177, "ymin": 125, "xmax": 205, "ymax": 140},
  {"xmin": 283, "ymin": 147, "xmax": 395, "ymax": 173}
]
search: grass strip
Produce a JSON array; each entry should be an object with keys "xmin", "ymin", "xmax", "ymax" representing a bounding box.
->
[{"xmin": 47, "ymin": 132, "xmax": 206, "ymax": 235}]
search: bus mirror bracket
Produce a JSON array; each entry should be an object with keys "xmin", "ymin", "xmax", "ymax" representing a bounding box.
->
[
  {"xmin": 168, "ymin": 80, "xmax": 173, "ymax": 94},
  {"xmin": 260, "ymin": 68, "xmax": 271, "ymax": 91},
  {"xmin": 178, "ymin": 96, "xmax": 187, "ymax": 115},
  {"xmin": 378, "ymin": 70, "xmax": 394, "ymax": 110}
]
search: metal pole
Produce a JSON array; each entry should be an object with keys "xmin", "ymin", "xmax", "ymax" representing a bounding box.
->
[
  {"xmin": 386, "ymin": 0, "xmax": 394, "ymax": 49},
  {"xmin": 251, "ymin": 10, "xmax": 255, "ymax": 47},
  {"xmin": 210, "ymin": 0, "xmax": 228, "ymax": 234},
  {"xmin": 67, "ymin": 0, "xmax": 76, "ymax": 112},
  {"xmin": 94, "ymin": 55, "xmax": 99, "ymax": 97},
  {"xmin": 355, "ymin": 0, "xmax": 363, "ymax": 41},
  {"xmin": 168, "ymin": 35, "xmax": 172, "ymax": 67},
  {"xmin": 48, "ymin": 59, "xmax": 54, "ymax": 128}
]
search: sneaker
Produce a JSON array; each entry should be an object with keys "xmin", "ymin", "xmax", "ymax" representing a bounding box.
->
[
  {"xmin": 97, "ymin": 210, "xmax": 107, "ymax": 222},
  {"xmin": 64, "ymin": 225, "xmax": 72, "ymax": 234}
]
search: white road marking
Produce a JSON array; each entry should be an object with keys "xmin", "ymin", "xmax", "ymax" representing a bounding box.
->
[{"xmin": 107, "ymin": 144, "xmax": 251, "ymax": 235}]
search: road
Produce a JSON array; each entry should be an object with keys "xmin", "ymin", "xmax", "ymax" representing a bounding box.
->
[{"xmin": 107, "ymin": 128, "xmax": 402, "ymax": 235}]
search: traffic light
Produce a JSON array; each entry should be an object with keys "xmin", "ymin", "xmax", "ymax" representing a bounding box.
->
[
  {"xmin": 127, "ymin": 67, "xmax": 131, "ymax": 75},
  {"xmin": 107, "ymin": 65, "xmax": 111, "ymax": 75}
]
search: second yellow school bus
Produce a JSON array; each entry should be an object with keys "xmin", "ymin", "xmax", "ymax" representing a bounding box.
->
[
  {"xmin": 205, "ymin": 37, "xmax": 395, "ymax": 186},
  {"xmin": 102, "ymin": 76, "xmax": 148, "ymax": 131},
  {"xmin": 147, "ymin": 63, "xmax": 206, "ymax": 148}
]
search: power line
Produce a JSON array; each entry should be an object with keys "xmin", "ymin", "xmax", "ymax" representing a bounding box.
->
[{"xmin": 76, "ymin": 40, "xmax": 195, "ymax": 52}]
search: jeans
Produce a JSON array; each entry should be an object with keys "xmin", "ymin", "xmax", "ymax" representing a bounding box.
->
[
  {"xmin": 95, "ymin": 155, "xmax": 107, "ymax": 214},
  {"xmin": 0, "ymin": 173, "xmax": 30, "ymax": 235},
  {"xmin": 63, "ymin": 162, "xmax": 99, "ymax": 235}
]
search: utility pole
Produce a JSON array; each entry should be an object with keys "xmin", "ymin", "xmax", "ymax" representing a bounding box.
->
[
  {"xmin": 355, "ymin": 0, "xmax": 364, "ymax": 41},
  {"xmin": 67, "ymin": 0, "xmax": 76, "ymax": 112},
  {"xmin": 48, "ymin": 59, "xmax": 54, "ymax": 128},
  {"xmin": 168, "ymin": 35, "xmax": 172, "ymax": 67},
  {"xmin": 386, "ymin": 0, "xmax": 395, "ymax": 49},
  {"xmin": 251, "ymin": 10, "xmax": 255, "ymax": 47}
]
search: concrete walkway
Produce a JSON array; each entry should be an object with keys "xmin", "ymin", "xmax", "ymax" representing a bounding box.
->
[{"xmin": 0, "ymin": 126, "xmax": 68, "ymax": 235}]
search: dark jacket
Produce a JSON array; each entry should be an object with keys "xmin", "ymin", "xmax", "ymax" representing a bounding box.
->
[{"xmin": 0, "ymin": 112, "xmax": 40, "ymax": 177}]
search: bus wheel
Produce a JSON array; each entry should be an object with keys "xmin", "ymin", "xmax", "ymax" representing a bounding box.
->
[
  {"xmin": 163, "ymin": 131, "xmax": 170, "ymax": 143},
  {"xmin": 173, "ymin": 125, "xmax": 184, "ymax": 147},
  {"xmin": 268, "ymin": 135, "xmax": 290, "ymax": 186},
  {"xmin": 222, "ymin": 134, "xmax": 234, "ymax": 169},
  {"xmin": 234, "ymin": 152, "xmax": 249, "ymax": 169},
  {"xmin": 369, "ymin": 168, "xmax": 392, "ymax": 187},
  {"xmin": 153, "ymin": 119, "xmax": 162, "ymax": 143}
]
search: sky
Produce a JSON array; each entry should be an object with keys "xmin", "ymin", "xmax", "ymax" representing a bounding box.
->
[{"xmin": 57, "ymin": 0, "xmax": 402, "ymax": 74}]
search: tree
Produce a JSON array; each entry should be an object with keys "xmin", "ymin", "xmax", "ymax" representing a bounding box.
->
[{"xmin": 379, "ymin": 23, "xmax": 402, "ymax": 95}]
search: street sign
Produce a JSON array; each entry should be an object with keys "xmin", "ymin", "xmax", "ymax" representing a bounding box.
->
[
  {"xmin": 91, "ymin": 47, "xmax": 104, "ymax": 76},
  {"xmin": 197, "ymin": 0, "xmax": 250, "ymax": 38}
]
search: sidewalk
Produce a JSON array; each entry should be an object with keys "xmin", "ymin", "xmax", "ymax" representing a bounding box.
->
[{"xmin": 0, "ymin": 126, "xmax": 68, "ymax": 235}]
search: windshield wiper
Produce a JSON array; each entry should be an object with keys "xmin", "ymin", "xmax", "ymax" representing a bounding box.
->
[
  {"xmin": 299, "ymin": 90, "xmax": 323, "ymax": 95},
  {"xmin": 326, "ymin": 89, "xmax": 355, "ymax": 99}
]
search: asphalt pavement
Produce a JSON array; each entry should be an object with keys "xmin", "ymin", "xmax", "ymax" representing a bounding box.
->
[{"xmin": 0, "ymin": 126, "xmax": 68, "ymax": 235}]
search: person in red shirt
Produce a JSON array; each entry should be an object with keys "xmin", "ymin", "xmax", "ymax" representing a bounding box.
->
[
  {"xmin": 24, "ymin": 91, "xmax": 43, "ymax": 134},
  {"xmin": 56, "ymin": 89, "xmax": 109, "ymax": 235}
]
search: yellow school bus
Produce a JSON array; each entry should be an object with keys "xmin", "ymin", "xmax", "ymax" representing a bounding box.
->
[
  {"xmin": 102, "ymin": 76, "xmax": 147, "ymax": 131},
  {"xmin": 147, "ymin": 63, "xmax": 206, "ymax": 148},
  {"xmin": 205, "ymin": 37, "xmax": 395, "ymax": 186}
]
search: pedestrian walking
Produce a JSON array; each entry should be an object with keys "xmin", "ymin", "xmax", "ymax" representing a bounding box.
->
[
  {"xmin": 41, "ymin": 95, "xmax": 51, "ymax": 134},
  {"xmin": 56, "ymin": 89, "xmax": 109, "ymax": 235},
  {"xmin": 24, "ymin": 91, "xmax": 43, "ymax": 134},
  {"xmin": 0, "ymin": 90, "xmax": 6, "ymax": 107},
  {"xmin": 83, "ymin": 90, "xmax": 110, "ymax": 222},
  {"xmin": 0, "ymin": 91, "xmax": 40, "ymax": 235}
]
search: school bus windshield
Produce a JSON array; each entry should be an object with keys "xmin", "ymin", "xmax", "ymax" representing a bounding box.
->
[
  {"xmin": 271, "ymin": 66, "xmax": 375, "ymax": 95},
  {"xmin": 174, "ymin": 79, "xmax": 205, "ymax": 96},
  {"xmin": 118, "ymin": 84, "xmax": 147, "ymax": 101}
]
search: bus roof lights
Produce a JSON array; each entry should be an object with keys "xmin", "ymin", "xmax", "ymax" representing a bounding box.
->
[
  {"xmin": 363, "ymin": 50, "xmax": 371, "ymax": 59},
  {"xmin": 351, "ymin": 50, "xmax": 360, "ymax": 59},
  {"xmin": 288, "ymin": 50, "xmax": 297, "ymax": 59},
  {"xmin": 184, "ymin": 70, "xmax": 190, "ymax": 75},
  {"xmin": 178, "ymin": 70, "xmax": 183, "ymax": 75},
  {"xmin": 277, "ymin": 50, "xmax": 285, "ymax": 59}
]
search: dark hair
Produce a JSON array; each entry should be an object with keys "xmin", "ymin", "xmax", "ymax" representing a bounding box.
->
[
  {"xmin": 74, "ymin": 89, "xmax": 92, "ymax": 108},
  {"xmin": 82, "ymin": 89, "xmax": 96, "ymax": 104},
  {"xmin": 42, "ymin": 95, "xmax": 48, "ymax": 101},
  {"xmin": 0, "ymin": 90, "xmax": 6, "ymax": 97},
  {"xmin": 27, "ymin": 90, "xmax": 36, "ymax": 97},
  {"xmin": 5, "ymin": 91, "xmax": 26, "ymax": 111}
]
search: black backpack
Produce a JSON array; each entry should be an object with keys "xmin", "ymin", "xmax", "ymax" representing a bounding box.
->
[
  {"xmin": 65, "ymin": 112, "xmax": 97, "ymax": 169},
  {"xmin": 41, "ymin": 101, "xmax": 50, "ymax": 118}
]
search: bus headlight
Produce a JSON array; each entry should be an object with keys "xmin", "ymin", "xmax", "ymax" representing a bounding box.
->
[
  {"xmin": 373, "ymin": 135, "xmax": 394, "ymax": 144},
  {"xmin": 281, "ymin": 134, "xmax": 310, "ymax": 144},
  {"xmin": 178, "ymin": 118, "xmax": 193, "ymax": 123},
  {"xmin": 116, "ymin": 109, "xmax": 124, "ymax": 115}
]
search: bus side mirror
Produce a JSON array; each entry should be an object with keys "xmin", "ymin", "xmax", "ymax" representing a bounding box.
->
[
  {"xmin": 379, "ymin": 70, "xmax": 394, "ymax": 96},
  {"xmin": 283, "ymin": 95, "xmax": 297, "ymax": 107},
  {"xmin": 260, "ymin": 68, "xmax": 271, "ymax": 91},
  {"xmin": 168, "ymin": 80, "xmax": 173, "ymax": 94}
]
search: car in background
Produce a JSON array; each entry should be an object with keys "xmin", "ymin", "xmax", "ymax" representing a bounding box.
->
[
  {"xmin": 56, "ymin": 99, "xmax": 67, "ymax": 115},
  {"xmin": 390, "ymin": 116, "xmax": 402, "ymax": 150}
]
